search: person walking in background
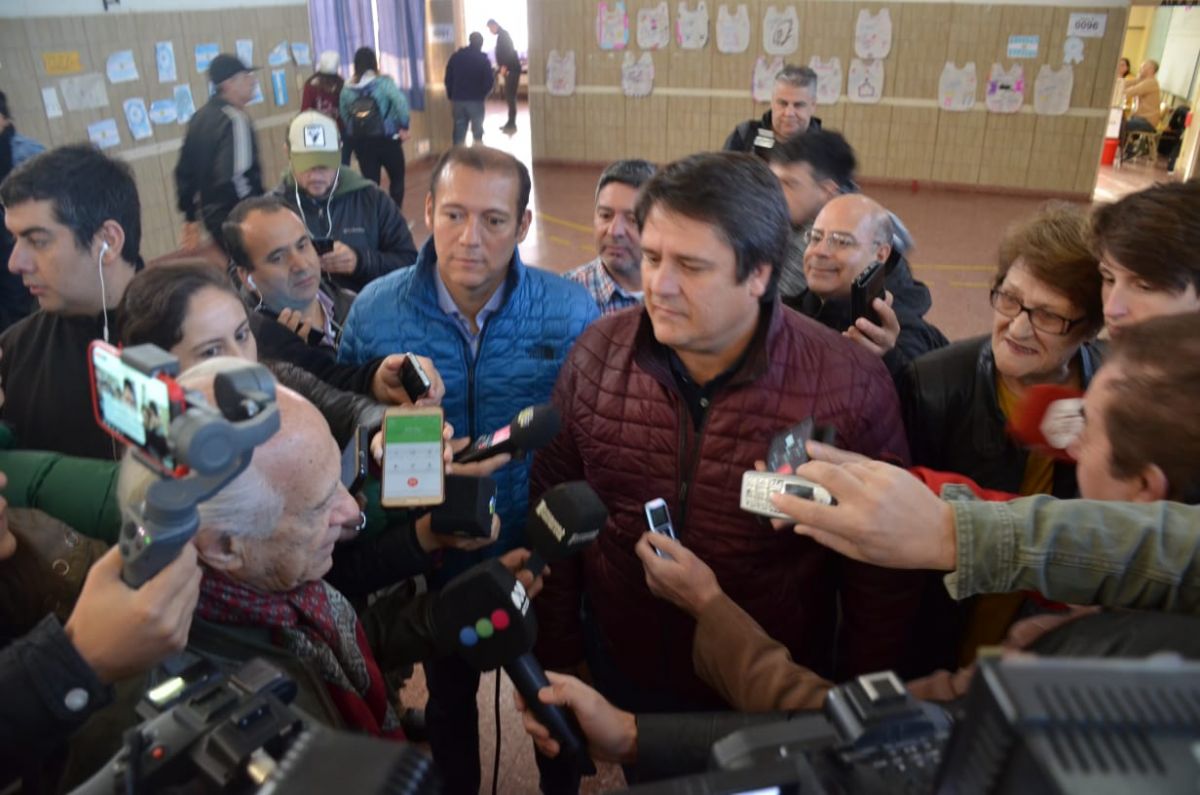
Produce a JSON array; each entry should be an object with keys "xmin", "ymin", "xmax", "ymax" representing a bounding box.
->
[
  {"xmin": 301, "ymin": 50, "xmax": 351, "ymax": 166},
  {"xmin": 0, "ymin": 90, "xmax": 44, "ymax": 331},
  {"xmin": 487, "ymin": 19, "xmax": 522, "ymax": 134},
  {"xmin": 444, "ymin": 33, "xmax": 494, "ymax": 146},
  {"xmin": 175, "ymin": 53, "xmax": 263, "ymax": 251},
  {"xmin": 340, "ymin": 47, "xmax": 410, "ymax": 208}
]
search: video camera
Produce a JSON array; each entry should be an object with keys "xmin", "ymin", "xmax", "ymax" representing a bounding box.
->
[
  {"xmin": 71, "ymin": 658, "xmax": 437, "ymax": 795},
  {"xmin": 627, "ymin": 655, "xmax": 1200, "ymax": 794},
  {"xmin": 88, "ymin": 342, "xmax": 280, "ymax": 587}
]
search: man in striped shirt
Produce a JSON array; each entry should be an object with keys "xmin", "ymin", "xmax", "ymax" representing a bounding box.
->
[{"xmin": 564, "ymin": 159, "xmax": 656, "ymax": 316}]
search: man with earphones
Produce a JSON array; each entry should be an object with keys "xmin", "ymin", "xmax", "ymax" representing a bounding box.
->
[
  {"xmin": 0, "ymin": 145, "xmax": 143, "ymax": 459},
  {"xmin": 274, "ymin": 111, "xmax": 417, "ymax": 293}
]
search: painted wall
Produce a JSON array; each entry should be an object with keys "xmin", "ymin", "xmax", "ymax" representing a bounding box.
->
[{"xmin": 527, "ymin": 0, "xmax": 1128, "ymax": 196}]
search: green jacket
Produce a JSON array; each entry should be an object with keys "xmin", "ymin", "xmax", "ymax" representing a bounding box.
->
[
  {"xmin": 0, "ymin": 426, "xmax": 121, "ymax": 544},
  {"xmin": 945, "ymin": 494, "xmax": 1200, "ymax": 614}
]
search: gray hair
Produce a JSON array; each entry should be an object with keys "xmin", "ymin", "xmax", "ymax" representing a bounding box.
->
[
  {"xmin": 596, "ymin": 159, "xmax": 657, "ymax": 199},
  {"xmin": 117, "ymin": 357, "xmax": 285, "ymax": 541},
  {"xmin": 775, "ymin": 64, "xmax": 817, "ymax": 91}
]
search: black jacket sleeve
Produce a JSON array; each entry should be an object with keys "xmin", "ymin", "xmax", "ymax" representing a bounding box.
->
[
  {"xmin": 266, "ymin": 361, "xmax": 384, "ymax": 448},
  {"xmin": 174, "ymin": 117, "xmax": 204, "ymax": 220},
  {"xmin": 327, "ymin": 521, "xmax": 433, "ymax": 597},
  {"xmin": 359, "ymin": 589, "xmax": 442, "ymax": 669},
  {"xmin": 0, "ymin": 616, "xmax": 113, "ymax": 788},
  {"xmin": 347, "ymin": 193, "xmax": 418, "ymax": 289},
  {"xmin": 722, "ymin": 120, "xmax": 754, "ymax": 152},
  {"xmin": 251, "ymin": 313, "xmax": 384, "ymax": 395},
  {"xmin": 444, "ymin": 54, "xmax": 457, "ymax": 101}
]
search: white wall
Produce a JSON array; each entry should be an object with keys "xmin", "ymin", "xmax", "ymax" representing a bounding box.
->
[{"xmin": 0, "ymin": 0, "xmax": 304, "ymax": 19}]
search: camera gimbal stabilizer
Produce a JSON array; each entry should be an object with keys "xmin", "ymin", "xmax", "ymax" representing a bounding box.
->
[{"xmin": 115, "ymin": 345, "xmax": 280, "ymax": 588}]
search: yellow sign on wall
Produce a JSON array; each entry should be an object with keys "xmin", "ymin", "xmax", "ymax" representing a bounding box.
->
[{"xmin": 42, "ymin": 51, "xmax": 83, "ymax": 76}]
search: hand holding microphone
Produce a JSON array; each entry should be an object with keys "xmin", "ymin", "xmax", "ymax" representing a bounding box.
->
[{"xmin": 453, "ymin": 404, "xmax": 561, "ymax": 464}]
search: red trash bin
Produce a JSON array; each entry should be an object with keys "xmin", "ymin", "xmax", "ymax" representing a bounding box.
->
[{"xmin": 1101, "ymin": 138, "xmax": 1119, "ymax": 166}]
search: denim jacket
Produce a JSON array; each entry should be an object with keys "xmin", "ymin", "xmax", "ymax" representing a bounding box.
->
[{"xmin": 945, "ymin": 492, "xmax": 1200, "ymax": 614}]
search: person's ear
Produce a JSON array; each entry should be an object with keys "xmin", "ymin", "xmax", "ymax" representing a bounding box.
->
[
  {"xmin": 817, "ymin": 178, "xmax": 840, "ymax": 203},
  {"xmin": 424, "ymin": 192, "xmax": 435, "ymax": 232},
  {"xmin": 95, "ymin": 220, "xmax": 126, "ymax": 265},
  {"xmin": 747, "ymin": 261, "xmax": 772, "ymax": 299},
  {"xmin": 1135, "ymin": 463, "xmax": 1170, "ymax": 503},
  {"xmin": 193, "ymin": 529, "xmax": 245, "ymax": 574},
  {"xmin": 515, "ymin": 208, "xmax": 532, "ymax": 244},
  {"xmin": 875, "ymin": 240, "xmax": 892, "ymax": 265}
]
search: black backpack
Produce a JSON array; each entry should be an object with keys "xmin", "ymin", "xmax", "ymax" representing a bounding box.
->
[{"xmin": 346, "ymin": 83, "xmax": 385, "ymax": 139}]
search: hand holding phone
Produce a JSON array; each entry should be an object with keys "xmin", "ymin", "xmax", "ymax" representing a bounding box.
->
[
  {"xmin": 850, "ymin": 260, "xmax": 887, "ymax": 326},
  {"xmin": 400, "ymin": 353, "xmax": 432, "ymax": 401},
  {"xmin": 381, "ymin": 407, "xmax": 445, "ymax": 508},
  {"xmin": 311, "ymin": 237, "xmax": 335, "ymax": 255},
  {"xmin": 643, "ymin": 498, "xmax": 677, "ymax": 559}
]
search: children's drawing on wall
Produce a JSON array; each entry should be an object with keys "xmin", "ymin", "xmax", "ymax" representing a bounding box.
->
[
  {"xmin": 854, "ymin": 9, "xmax": 891, "ymax": 60},
  {"xmin": 237, "ymin": 40, "xmax": 254, "ymax": 69},
  {"xmin": 547, "ymin": 50, "xmax": 576, "ymax": 96},
  {"xmin": 268, "ymin": 42, "xmax": 291, "ymax": 67},
  {"xmin": 123, "ymin": 98, "xmax": 153, "ymax": 140},
  {"xmin": 87, "ymin": 119, "xmax": 120, "ymax": 150},
  {"xmin": 174, "ymin": 83, "xmax": 195, "ymax": 123},
  {"xmin": 106, "ymin": 50, "xmax": 139, "ymax": 84},
  {"xmin": 938, "ymin": 61, "xmax": 976, "ymax": 111},
  {"xmin": 677, "ymin": 2, "xmax": 709, "ymax": 50},
  {"xmin": 986, "ymin": 63, "xmax": 1024, "ymax": 114},
  {"xmin": 155, "ymin": 41, "xmax": 176, "ymax": 83},
  {"xmin": 1034, "ymin": 64, "xmax": 1073, "ymax": 115},
  {"xmin": 637, "ymin": 2, "xmax": 670, "ymax": 50},
  {"xmin": 195, "ymin": 43, "xmax": 219, "ymax": 74},
  {"xmin": 847, "ymin": 58, "xmax": 883, "ymax": 104},
  {"xmin": 271, "ymin": 69, "xmax": 289, "ymax": 106},
  {"xmin": 41, "ymin": 87, "xmax": 62, "ymax": 119},
  {"xmin": 149, "ymin": 98, "xmax": 177, "ymax": 125},
  {"xmin": 59, "ymin": 73, "xmax": 109, "ymax": 111},
  {"xmin": 716, "ymin": 4, "xmax": 750, "ymax": 54},
  {"xmin": 291, "ymin": 43, "xmax": 312, "ymax": 66},
  {"xmin": 1063, "ymin": 37, "xmax": 1084, "ymax": 65},
  {"xmin": 763, "ymin": 5, "xmax": 798, "ymax": 56},
  {"xmin": 622, "ymin": 52, "xmax": 655, "ymax": 96},
  {"xmin": 809, "ymin": 56, "xmax": 842, "ymax": 104},
  {"xmin": 752, "ymin": 55, "xmax": 784, "ymax": 102},
  {"xmin": 597, "ymin": 2, "xmax": 630, "ymax": 50}
]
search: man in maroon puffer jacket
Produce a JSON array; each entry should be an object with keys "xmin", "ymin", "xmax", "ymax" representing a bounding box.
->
[{"xmin": 532, "ymin": 152, "xmax": 924, "ymax": 719}]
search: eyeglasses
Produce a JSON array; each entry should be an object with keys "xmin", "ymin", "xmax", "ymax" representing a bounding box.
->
[
  {"xmin": 989, "ymin": 289, "xmax": 1084, "ymax": 336},
  {"xmin": 803, "ymin": 229, "xmax": 862, "ymax": 252}
]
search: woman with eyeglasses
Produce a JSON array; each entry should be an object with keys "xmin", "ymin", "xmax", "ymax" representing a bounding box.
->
[{"xmin": 896, "ymin": 204, "xmax": 1104, "ymax": 671}]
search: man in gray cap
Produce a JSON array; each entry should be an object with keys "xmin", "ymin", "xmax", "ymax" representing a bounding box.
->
[{"xmin": 175, "ymin": 53, "xmax": 264, "ymax": 250}]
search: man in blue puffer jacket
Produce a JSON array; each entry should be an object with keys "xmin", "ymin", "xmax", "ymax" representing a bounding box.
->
[{"xmin": 339, "ymin": 145, "xmax": 598, "ymax": 794}]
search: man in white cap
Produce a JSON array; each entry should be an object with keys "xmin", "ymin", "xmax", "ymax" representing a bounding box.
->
[
  {"xmin": 301, "ymin": 50, "xmax": 351, "ymax": 167},
  {"xmin": 175, "ymin": 53, "xmax": 263, "ymax": 250},
  {"xmin": 274, "ymin": 110, "xmax": 417, "ymax": 292}
]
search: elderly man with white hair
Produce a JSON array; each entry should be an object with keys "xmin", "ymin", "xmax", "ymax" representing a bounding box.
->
[{"xmin": 60, "ymin": 358, "xmax": 535, "ymax": 783}]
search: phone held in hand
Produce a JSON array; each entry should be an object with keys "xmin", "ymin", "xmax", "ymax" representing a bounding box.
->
[
  {"xmin": 311, "ymin": 237, "xmax": 335, "ymax": 256},
  {"xmin": 381, "ymin": 406, "xmax": 445, "ymax": 508},
  {"xmin": 644, "ymin": 498, "xmax": 677, "ymax": 559},
  {"xmin": 851, "ymin": 260, "xmax": 887, "ymax": 326},
  {"xmin": 399, "ymin": 353, "xmax": 432, "ymax": 401}
]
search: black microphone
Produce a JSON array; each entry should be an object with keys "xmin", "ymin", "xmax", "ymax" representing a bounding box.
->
[
  {"xmin": 525, "ymin": 481, "xmax": 607, "ymax": 579},
  {"xmin": 429, "ymin": 475, "xmax": 498, "ymax": 538},
  {"xmin": 454, "ymin": 404, "xmax": 560, "ymax": 464},
  {"xmin": 433, "ymin": 560, "xmax": 597, "ymax": 775}
]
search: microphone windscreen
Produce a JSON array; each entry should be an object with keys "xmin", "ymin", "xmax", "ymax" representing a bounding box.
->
[
  {"xmin": 1007, "ymin": 383, "xmax": 1084, "ymax": 461},
  {"xmin": 508, "ymin": 404, "xmax": 561, "ymax": 452},
  {"xmin": 526, "ymin": 481, "xmax": 608, "ymax": 565},
  {"xmin": 433, "ymin": 559, "xmax": 537, "ymax": 670},
  {"xmin": 430, "ymin": 476, "xmax": 497, "ymax": 538}
]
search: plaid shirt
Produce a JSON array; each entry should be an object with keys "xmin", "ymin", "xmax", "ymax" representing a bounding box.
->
[{"xmin": 564, "ymin": 258, "xmax": 643, "ymax": 316}]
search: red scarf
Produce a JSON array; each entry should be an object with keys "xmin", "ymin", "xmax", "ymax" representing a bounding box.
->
[{"xmin": 196, "ymin": 570, "xmax": 404, "ymax": 738}]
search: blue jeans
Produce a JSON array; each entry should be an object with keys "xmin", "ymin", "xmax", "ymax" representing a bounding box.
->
[{"xmin": 452, "ymin": 101, "xmax": 485, "ymax": 145}]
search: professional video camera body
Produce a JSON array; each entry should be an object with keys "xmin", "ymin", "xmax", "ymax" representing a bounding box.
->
[{"xmin": 628, "ymin": 655, "xmax": 1200, "ymax": 795}]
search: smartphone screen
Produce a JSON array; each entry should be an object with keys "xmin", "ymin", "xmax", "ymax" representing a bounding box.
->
[
  {"xmin": 91, "ymin": 344, "xmax": 176, "ymax": 470},
  {"xmin": 382, "ymin": 410, "xmax": 444, "ymax": 506}
]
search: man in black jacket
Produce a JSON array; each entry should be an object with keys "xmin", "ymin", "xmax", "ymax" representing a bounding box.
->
[
  {"xmin": 787, "ymin": 194, "xmax": 946, "ymax": 377},
  {"xmin": 0, "ymin": 145, "xmax": 142, "ymax": 459},
  {"xmin": 175, "ymin": 53, "xmax": 263, "ymax": 250},
  {"xmin": 276, "ymin": 111, "xmax": 417, "ymax": 293},
  {"xmin": 445, "ymin": 32, "xmax": 496, "ymax": 145},
  {"xmin": 0, "ymin": 487, "xmax": 202, "ymax": 789},
  {"xmin": 488, "ymin": 19, "xmax": 522, "ymax": 133},
  {"xmin": 724, "ymin": 64, "xmax": 821, "ymax": 158}
]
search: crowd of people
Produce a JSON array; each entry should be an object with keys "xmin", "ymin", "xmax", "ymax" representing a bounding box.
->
[{"xmin": 1, "ymin": 53, "xmax": 1199, "ymax": 795}]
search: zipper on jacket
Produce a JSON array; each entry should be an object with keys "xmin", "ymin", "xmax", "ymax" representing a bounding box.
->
[
  {"xmin": 463, "ymin": 320, "xmax": 492, "ymax": 441},
  {"xmin": 674, "ymin": 396, "xmax": 712, "ymax": 536}
]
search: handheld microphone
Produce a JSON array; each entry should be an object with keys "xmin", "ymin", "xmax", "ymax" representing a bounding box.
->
[
  {"xmin": 1007, "ymin": 384, "xmax": 1084, "ymax": 462},
  {"xmin": 524, "ymin": 481, "xmax": 607, "ymax": 579},
  {"xmin": 434, "ymin": 559, "xmax": 597, "ymax": 774},
  {"xmin": 454, "ymin": 404, "xmax": 560, "ymax": 464},
  {"xmin": 428, "ymin": 475, "xmax": 497, "ymax": 538}
]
